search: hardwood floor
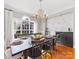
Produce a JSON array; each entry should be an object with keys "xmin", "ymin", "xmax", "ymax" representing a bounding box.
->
[{"xmin": 41, "ymin": 43, "xmax": 74, "ymax": 59}]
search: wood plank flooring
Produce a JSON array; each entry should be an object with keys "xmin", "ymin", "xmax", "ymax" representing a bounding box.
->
[{"xmin": 41, "ymin": 44, "xmax": 74, "ymax": 59}]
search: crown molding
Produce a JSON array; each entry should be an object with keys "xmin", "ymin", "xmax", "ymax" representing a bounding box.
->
[
  {"xmin": 4, "ymin": 4, "xmax": 33, "ymax": 18},
  {"xmin": 48, "ymin": 6, "xmax": 75, "ymax": 19},
  {"xmin": 5, "ymin": 4, "xmax": 74, "ymax": 19}
]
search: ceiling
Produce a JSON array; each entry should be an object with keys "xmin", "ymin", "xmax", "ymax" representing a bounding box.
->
[{"xmin": 4, "ymin": 0, "xmax": 74, "ymax": 16}]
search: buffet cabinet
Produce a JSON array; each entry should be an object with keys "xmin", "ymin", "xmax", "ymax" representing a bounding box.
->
[{"xmin": 56, "ymin": 32, "xmax": 73, "ymax": 48}]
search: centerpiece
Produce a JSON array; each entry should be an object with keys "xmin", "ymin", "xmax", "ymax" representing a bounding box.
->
[{"xmin": 32, "ymin": 33, "xmax": 45, "ymax": 42}]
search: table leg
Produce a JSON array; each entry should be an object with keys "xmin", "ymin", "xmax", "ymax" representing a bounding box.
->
[
  {"xmin": 23, "ymin": 50, "xmax": 28, "ymax": 59},
  {"xmin": 53, "ymin": 39, "xmax": 56, "ymax": 50}
]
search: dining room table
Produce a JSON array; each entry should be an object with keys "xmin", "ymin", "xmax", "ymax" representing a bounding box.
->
[{"xmin": 11, "ymin": 36, "xmax": 56, "ymax": 59}]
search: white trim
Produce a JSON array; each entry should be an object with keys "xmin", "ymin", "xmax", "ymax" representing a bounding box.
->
[{"xmin": 48, "ymin": 6, "xmax": 75, "ymax": 19}]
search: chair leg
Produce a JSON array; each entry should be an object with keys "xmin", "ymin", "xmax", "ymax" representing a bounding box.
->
[
  {"xmin": 47, "ymin": 50, "xmax": 52, "ymax": 59},
  {"xmin": 42, "ymin": 50, "xmax": 53, "ymax": 59},
  {"xmin": 50, "ymin": 52, "xmax": 52, "ymax": 59},
  {"xmin": 44, "ymin": 52, "xmax": 47, "ymax": 59},
  {"xmin": 41, "ymin": 51, "xmax": 47, "ymax": 59}
]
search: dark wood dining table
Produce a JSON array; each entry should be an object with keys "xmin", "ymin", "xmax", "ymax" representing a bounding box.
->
[{"xmin": 11, "ymin": 36, "xmax": 56, "ymax": 59}]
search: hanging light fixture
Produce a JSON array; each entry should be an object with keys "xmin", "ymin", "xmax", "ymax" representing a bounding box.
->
[{"xmin": 31, "ymin": 0, "xmax": 48, "ymax": 20}]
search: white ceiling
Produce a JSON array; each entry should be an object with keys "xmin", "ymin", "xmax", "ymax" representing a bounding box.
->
[{"xmin": 4, "ymin": 0, "xmax": 74, "ymax": 16}]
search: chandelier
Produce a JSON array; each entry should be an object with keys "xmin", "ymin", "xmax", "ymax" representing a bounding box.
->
[{"xmin": 32, "ymin": 0, "xmax": 48, "ymax": 20}]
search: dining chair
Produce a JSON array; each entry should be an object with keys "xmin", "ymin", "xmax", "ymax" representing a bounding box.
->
[
  {"xmin": 41, "ymin": 41, "xmax": 53, "ymax": 59},
  {"xmin": 28, "ymin": 46, "xmax": 42, "ymax": 59}
]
